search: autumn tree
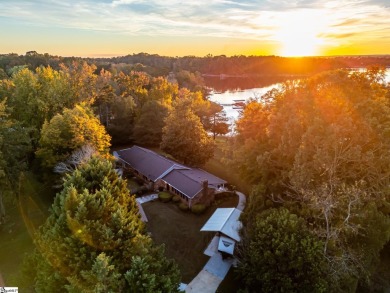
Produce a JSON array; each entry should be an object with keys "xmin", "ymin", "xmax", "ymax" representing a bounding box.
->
[
  {"xmin": 177, "ymin": 88, "xmax": 209, "ymax": 124},
  {"xmin": 206, "ymin": 102, "xmax": 229, "ymax": 139},
  {"xmin": 0, "ymin": 62, "xmax": 98, "ymax": 136},
  {"xmin": 0, "ymin": 68, "xmax": 8, "ymax": 80},
  {"xmin": 175, "ymin": 70, "xmax": 205, "ymax": 93},
  {"xmin": 59, "ymin": 61, "xmax": 98, "ymax": 105},
  {"xmin": 161, "ymin": 99, "xmax": 214, "ymax": 166},
  {"xmin": 2, "ymin": 65, "xmax": 95, "ymax": 146},
  {"xmin": 115, "ymin": 71, "xmax": 150, "ymax": 109},
  {"xmin": 176, "ymin": 88, "xmax": 228, "ymax": 137},
  {"xmin": 27, "ymin": 157, "xmax": 180, "ymax": 292},
  {"xmin": 149, "ymin": 76, "xmax": 178, "ymax": 106},
  {"xmin": 234, "ymin": 68, "xmax": 390, "ymax": 290},
  {"xmin": 94, "ymin": 69, "xmax": 117, "ymax": 128},
  {"xmin": 36, "ymin": 104, "xmax": 110, "ymax": 168}
]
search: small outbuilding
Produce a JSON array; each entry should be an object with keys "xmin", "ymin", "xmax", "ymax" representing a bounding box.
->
[{"xmin": 201, "ymin": 208, "xmax": 242, "ymax": 256}]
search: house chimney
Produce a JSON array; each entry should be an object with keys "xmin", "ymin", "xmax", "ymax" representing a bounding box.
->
[{"xmin": 202, "ymin": 180, "xmax": 209, "ymax": 198}]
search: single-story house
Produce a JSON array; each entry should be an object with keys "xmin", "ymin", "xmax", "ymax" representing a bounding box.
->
[
  {"xmin": 200, "ymin": 208, "xmax": 242, "ymax": 256},
  {"xmin": 113, "ymin": 146, "xmax": 227, "ymax": 207}
]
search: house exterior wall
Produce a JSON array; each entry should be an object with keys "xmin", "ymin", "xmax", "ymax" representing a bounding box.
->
[
  {"xmin": 195, "ymin": 188, "xmax": 215, "ymax": 206},
  {"xmin": 155, "ymin": 179, "xmax": 166, "ymax": 191},
  {"xmin": 155, "ymin": 179, "xmax": 216, "ymax": 207}
]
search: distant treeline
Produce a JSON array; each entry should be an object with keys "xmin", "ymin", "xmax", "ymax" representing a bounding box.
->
[{"xmin": 1, "ymin": 51, "xmax": 390, "ymax": 78}]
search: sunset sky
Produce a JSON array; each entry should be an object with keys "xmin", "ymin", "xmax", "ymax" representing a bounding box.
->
[{"xmin": 1, "ymin": 0, "xmax": 389, "ymax": 57}]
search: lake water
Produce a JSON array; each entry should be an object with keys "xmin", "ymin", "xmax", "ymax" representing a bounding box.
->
[{"xmin": 207, "ymin": 69, "xmax": 390, "ymax": 123}]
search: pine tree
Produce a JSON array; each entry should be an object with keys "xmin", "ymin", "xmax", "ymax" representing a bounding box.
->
[{"xmin": 30, "ymin": 157, "xmax": 180, "ymax": 292}]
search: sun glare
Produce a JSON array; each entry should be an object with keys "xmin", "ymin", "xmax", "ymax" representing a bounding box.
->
[{"xmin": 274, "ymin": 11, "xmax": 326, "ymax": 57}]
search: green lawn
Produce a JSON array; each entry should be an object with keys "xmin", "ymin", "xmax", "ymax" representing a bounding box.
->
[
  {"xmin": 0, "ymin": 172, "xmax": 53, "ymax": 285},
  {"xmin": 143, "ymin": 196, "xmax": 238, "ymax": 283}
]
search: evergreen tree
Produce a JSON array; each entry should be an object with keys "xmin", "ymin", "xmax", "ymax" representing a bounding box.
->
[
  {"xmin": 29, "ymin": 157, "xmax": 180, "ymax": 292},
  {"xmin": 238, "ymin": 208, "xmax": 330, "ymax": 293},
  {"xmin": 133, "ymin": 101, "xmax": 170, "ymax": 146},
  {"xmin": 0, "ymin": 98, "xmax": 32, "ymax": 226}
]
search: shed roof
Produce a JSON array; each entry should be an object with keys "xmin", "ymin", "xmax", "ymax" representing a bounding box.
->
[{"xmin": 200, "ymin": 208, "xmax": 242, "ymax": 241}]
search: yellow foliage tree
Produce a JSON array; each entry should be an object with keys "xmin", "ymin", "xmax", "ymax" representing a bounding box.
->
[{"xmin": 36, "ymin": 104, "xmax": 111, "ymax": 168}]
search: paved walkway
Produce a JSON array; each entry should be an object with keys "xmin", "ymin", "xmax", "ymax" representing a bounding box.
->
[
  {"xmin": 135, "ymin": 194, "xmax": 158, "ymax": 222},
  {"xmin": 185, "ymin": 190, "xmax": 247, "ymax": 292},
  {"xmin": 203, "ymin": 235, "xmax": 219, "ymax": 257},
  {"xmin": 136, "ymin": 194, "xmax": 158, "ymax": 204},
  {"xmin": 236, "ymin": 191, "xmax": 246, "ymax": 211}
]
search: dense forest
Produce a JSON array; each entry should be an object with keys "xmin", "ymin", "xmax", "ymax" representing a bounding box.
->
[
  {"xmin": 0, "ymin": 52, "xmax": 389, "ymax": 292},
  {"xmin": 231, "ymin": 67, "xmax": 390, "ymax": 292},
  {"xmin": 1, "ymin": 51, "xmax": 390, "ymax": 78}
]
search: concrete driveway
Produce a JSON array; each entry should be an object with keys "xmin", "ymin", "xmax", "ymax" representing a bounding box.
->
[{"xmin": 185, "ymin": 253, "xmax": 233, "ymax": 293}]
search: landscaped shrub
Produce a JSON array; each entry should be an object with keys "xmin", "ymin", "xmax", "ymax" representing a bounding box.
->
[
  {"xmin": 135, "ymin": 177, "xmax": 144, "ymax": 185},
  {"xmin": 133, "ymin": 186, "xmax": 148, "ymax": 197},
  {"xmin": 214, "ymin": 191, "xmax": 234, "ymax": 200},
  {"xmin": 172, "ymin": 195, "xmax": 181, "ymax": 203},
  {"xmin": 159, "ymin": 191, "xmax": 173, "ymax": 203},
  {"xmin": 178, "ymin": 202, "xmax": 189, "ymax": 211},
  {"xmin": 191, "ymin": 203, "xmax": 207, "ymax": 214}
]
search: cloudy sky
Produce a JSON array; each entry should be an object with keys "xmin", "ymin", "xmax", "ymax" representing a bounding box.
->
[{"xmin": 1, "ymin": 0, "xmax": 389, "ymax": 57}]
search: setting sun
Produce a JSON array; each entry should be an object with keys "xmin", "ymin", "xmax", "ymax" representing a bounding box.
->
[
  {"xmin": 275, "ymin": 29, "xmax": 321, "ymax": 57},
  {"xmin": 273, "ymin": 11, "xmax": 326, "ymax": 57}
]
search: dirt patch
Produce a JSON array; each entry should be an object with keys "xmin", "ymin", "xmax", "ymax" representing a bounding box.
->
[{"xmin": 143, "ymin": 197, "xmax": 238, "ymax": 283}]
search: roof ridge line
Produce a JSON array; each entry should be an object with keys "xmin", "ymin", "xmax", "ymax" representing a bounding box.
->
[
  {"xmin": 134, "ymin": 145, "xmax": 183, "ymax": 167},
  {"xmin": 156, "ymin": 164, "xmax": 189, "ymax": 181},
  {"xmin": 176, "ymin": 169, "xmax": 208, "ymax": 185},
  {"xmin": 220, "ymin": 208, "xmax": 236, "ymax": 232}
]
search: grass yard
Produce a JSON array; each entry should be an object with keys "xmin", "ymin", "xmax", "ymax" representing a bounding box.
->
[
  {"xmin": 143, "ymin": 196, "xmax": 238, "ymax": 283},
  {"xmin": 0, "ymin": 172, "xmax": 53, "ymax": 286}
]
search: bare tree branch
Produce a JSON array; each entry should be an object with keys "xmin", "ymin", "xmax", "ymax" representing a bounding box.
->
[{"xmin": 54, "ymin": 145, "xmax": 96, "ymax": 174}]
